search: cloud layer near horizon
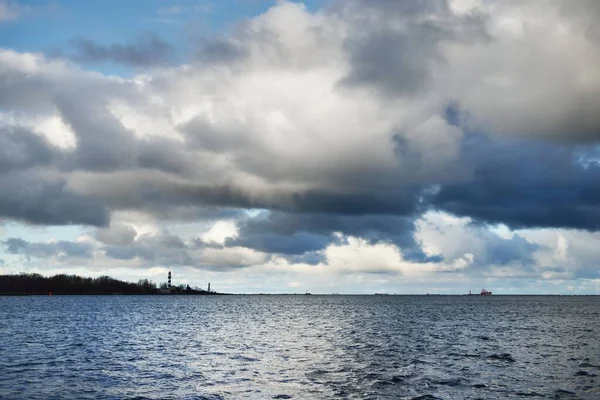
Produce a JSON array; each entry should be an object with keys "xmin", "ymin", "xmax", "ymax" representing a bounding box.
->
[{"xmin": 1, "ymin": 0, "xmax": 600, "ymax": 292}]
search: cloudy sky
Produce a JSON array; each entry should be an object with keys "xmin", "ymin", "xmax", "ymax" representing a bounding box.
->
[{"xmin": 1, "ymin": 0, "xmax": 600, "ymax": 294}]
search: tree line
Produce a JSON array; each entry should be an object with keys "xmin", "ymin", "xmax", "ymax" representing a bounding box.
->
[{"xmin": 0, "ymin": 273, "xmax": 158, "ymax": 295}]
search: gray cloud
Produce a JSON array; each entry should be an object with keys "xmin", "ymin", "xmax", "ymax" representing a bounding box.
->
[
  {"xmin": 482, "ymin": 233, "xmax": 539, "ymax": 266},
  {"xmin": 134, "ymin": 182, "xmax": 425, "ymax": 217},
  {"xmin": 67, "ymin": 33, "xmax": 173, "ymax": 67},
  {"xmin": 341, "ymin": 27, "xmax": 443, "ymax": 96},
  {"xmin": 101, "ymin": 231, "xmax": 255, "ymax": 271},
  {"xmin": 338, "ymin": 0, "xmax": 490, "ymax": 96},
  {"xmin": 54, "ymin": 99, "xmax": 138, "ymax": 172},
  {"xmin": 432, "ymin": 134, "xmax": 600, "ymax": 230},
  {"xmin": 104, "ymin": 232, "xmax": 189, "ymax": 263},
  {"xmin": 559, "ymin": 0, "xmax": 600, "ymax": 42},
  {"xmin": 228, "ymin": 229, "xmax": 332, "ymax": 256},
  {"xmin": 0, "ymin": 173, "xmax": 110, "ymax": 226},
  {"xmin": 0, "ymin": 126, "xmax": 58, "ymax": 172},
  {"xmin": 3, "ymin": 237, "xmax": 94, "ymax": 259},
  {"xmin": 1, "ymin": 0, "xmax": 600, "ymax": 286},
  {"xmin": 196, "ymin": 37, "xmax": 248, "ymax": 64},
  {"xmin": 3, "ymin": 231, "xmax": 198, "ymax": 267},
  {"xmin": 95, "ymin": 223, "xmax": 137, "ymax": 246},
  {"xmin": 227, "ymin": 211, "xmax": 439, "ymax": 263}
]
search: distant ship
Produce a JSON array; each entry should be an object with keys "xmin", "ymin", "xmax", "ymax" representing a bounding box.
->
[{"xmin": 480, "ymin": 288, "xmax": 492, "ymax": 296}]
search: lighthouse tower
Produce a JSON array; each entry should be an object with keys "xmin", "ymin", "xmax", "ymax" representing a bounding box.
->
[{"xmin": 168, "ymin": 271, "xmax": 171, "ymax": 289}]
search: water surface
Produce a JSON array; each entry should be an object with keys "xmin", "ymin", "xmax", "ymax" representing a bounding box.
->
[{"xmin": 1, "ymin": 295, "xmax": 599, "ymax": 399}]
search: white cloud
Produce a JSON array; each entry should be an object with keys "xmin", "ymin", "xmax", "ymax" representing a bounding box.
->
[
  {"xmin": 201, "ymin": 220, "xmax": 238, "ymax": 245},
  {"xmin": 324, "ymin": 235, "xmax": 404, "ymax": 275},
  {"xmin": 2, "ymin": 1, "xmax": 597, "ymax": 208},
  {"xmin": 201, "ymin": 245, "xmax": 266, "ymax": 268},
  {"xmin": 1, "ymin": 1, "xmax": 600, "ymax": 293}
]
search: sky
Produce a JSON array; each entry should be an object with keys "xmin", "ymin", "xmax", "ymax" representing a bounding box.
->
[{"xmin": 1, "ymin": 0, "xmax": 600, "ymax": 294}]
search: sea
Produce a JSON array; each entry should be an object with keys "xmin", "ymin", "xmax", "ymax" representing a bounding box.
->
[{"xmin": 0, "ymin": 295, "xmax": 599, "ymax": 399}]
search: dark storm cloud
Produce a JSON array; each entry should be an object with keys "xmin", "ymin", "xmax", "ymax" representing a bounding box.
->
[
  {"xmin": 227, "ymin": 211, "xmax": 440, "ymax": 262},
  {"xmin": 432, "ymin": 135, "xmax": 600, "ymax": 230},
  {"xmin": 206, "ymin": 135, "xmax": 600, "ymax": 262},
  {"xmin": 67, "ymin": 33, "xmax": 173, "ymax": 67},
  {"xmin": 231, "ymin": 212, "xmax": 418, "ymax": 246},
  {"xmin": 135, "ymin": 180, "xmax": 423, "ymax": 217},
  {"xmin": 0, "ymin": 107, "xmax": 110, "ymax": 228},
  {"xmin": 0, "ymin": 126, "xmax": 58, "ymax": 172},
  {"xmin": 144, "ymin": 207, "xmax": 245, "ymax": 224},
  {"xmin": 0, "ymin": 173, "xmax": 110, "ymax": 226},
  {"xmin": 283, "ymin": 251, "xmax": 326, "ymax": 266},
  {"xmin": 3, "ymin": 237, "xmax": 94, "ymax": 259},
  {"xmin": 227, "ymin": 230, "xmax": 332, "ymax": 256},
  {"xmin": 287, "ymin": 190, "xmax": 422, "ymax": 215}
]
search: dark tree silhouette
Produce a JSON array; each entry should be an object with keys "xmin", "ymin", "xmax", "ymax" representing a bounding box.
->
[
  {"xmin": 0, "ymin": 273, "xmax": 157, "ymax": 295},
  {"xmin": 0, "ymin": 273, "xmax": 222, "ymax": 295}
]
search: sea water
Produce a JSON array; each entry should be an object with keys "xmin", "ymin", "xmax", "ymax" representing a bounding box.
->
[{"xmin": 1, "ymin": 295, "xmax": 599, "ymax": 399}]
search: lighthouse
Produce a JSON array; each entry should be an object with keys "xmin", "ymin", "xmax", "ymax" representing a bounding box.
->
[{"xmin": 168, "ymin": 271, "xmax": 171, "ymax": 288}]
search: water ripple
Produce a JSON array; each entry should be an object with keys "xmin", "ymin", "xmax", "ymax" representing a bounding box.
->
[{"xmin": 0, "ymin": 295, "xmax": 599, "ymax": 399}]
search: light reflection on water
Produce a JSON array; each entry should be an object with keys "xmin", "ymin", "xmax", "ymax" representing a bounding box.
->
[{"xmin": 1, "ymin": 295, "xmax": 599, "ymax": 399}]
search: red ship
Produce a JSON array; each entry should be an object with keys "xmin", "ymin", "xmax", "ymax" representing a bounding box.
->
[{"xmin": 480, "ymin": 288, "xmax": 492, "ymax": 295}]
